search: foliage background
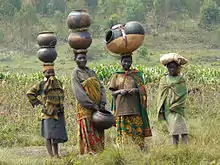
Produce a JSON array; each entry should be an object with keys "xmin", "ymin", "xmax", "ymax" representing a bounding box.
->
[{"xmin": 0, "ymin": 0, "xmax": 220, "ymax": 164}]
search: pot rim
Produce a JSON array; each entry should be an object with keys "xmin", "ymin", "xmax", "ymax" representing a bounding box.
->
[
  {"xmin": 97, "ymin": 110, "xmax": 113, "ymax": 115},
  {"xmin": 38, "ymin": 31, "xmax": 55, "ymax": 34},
  {"xmin": 71, "ymin": 9, "xmax": 88, "ymax": 12}
]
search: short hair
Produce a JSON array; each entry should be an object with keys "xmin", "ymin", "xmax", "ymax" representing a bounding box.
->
[{"xmin": 74, "ymin": 53, "xmax": 87, "ymax": 60}]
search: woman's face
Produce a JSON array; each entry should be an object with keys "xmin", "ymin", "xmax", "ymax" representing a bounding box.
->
[
  {"xmin": 75, "ymin": 54, "xmax": 87, "ymax": 69},
  {"xmin": 167, "ymin": 62, "xmax": 179, "ymax": 76},
  {"xmin": 121, "ymin": 56, "xmax": 132, "ymax": 71},
  {"xmin": 44, "ymin": 69, "xmax": 55, "ymax": 78}
]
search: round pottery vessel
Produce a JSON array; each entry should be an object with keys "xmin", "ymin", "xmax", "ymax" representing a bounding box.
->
[
  {"xmin": 105, "ymin": 21, "xmax": 145, "ymax": 55},
  {"xmin": 92, "ymin": 110, "xmax": 115, "ymax": 130},
  {"xmin": 68, "ymin": 31, "xmax": 92, "ymax": 49},
  {"xmin": 67, "ymin": 10, "xmax": 91, "ymax": 30},
  {"xmin": 37, "ymin": 48, "xmax": 57, "ymax": 63},
  {"xmin": 37, "ymin": 31, "xmax": 57, "ymax": 48}
]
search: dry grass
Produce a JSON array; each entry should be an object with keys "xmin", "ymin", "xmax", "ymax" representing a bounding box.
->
[{"xmin": 0, "ymin": 74, "xmax": 220, "ymax": 164}]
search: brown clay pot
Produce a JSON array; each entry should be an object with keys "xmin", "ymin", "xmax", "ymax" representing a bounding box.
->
[
  {"xmin": 37, "ymin": 48, "xmax": 57, "ymax": 63},
  {"xmin": 68, "ymin": 31, "xmax": 92, "ymax": 49},
  {"xmin": 105, "ymin": 21, "xmax": 145, "ymax": 55},
  {"xmin": 37, "ymin": 31, "xmax": 57, "ymax": 48},
  {"xmin": 92, "ymin": 110, "xmax": 115, "ymax": 130},
  {"xmin": 67, "ymin": 10, "xmax": 91, "ymax": 30}
]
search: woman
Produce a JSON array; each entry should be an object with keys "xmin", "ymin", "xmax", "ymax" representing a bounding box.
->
[
  {"xmin": 26, "ymin": 63, "xmax": 68, "ymax": 158},
  {"xmin": 108, "ymin": 54, "xmax": 152, "ymax": 150},
  {"xmin": 71, "ymin": 53, "xmax": 106, "ymax": 155},
  {"xmin": 157, "ymin": 53, "xmax": 188, "ymax": 145}
]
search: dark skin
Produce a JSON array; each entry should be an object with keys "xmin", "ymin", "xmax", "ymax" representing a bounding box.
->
[
  {"xmin": 167, "ymin": 62, "xmax": 189, "ymax": 145},
  {"xmin": 75, "ymin": 53, "xmax": 87, "ymax": 70},
  {"xmin": 33, "ymin": 69, "xmax": 60, "ymax": 158},
  {"xmin": 167, "ymin": 62, "xmax": 179, "ymax": 76},
  {"xmin": 44, "ymin": 69, "xmax": 55, "ymax": 78},
  {"xmin": 111, "ymin": 55, "xmax": 139, "ymax": 97},
  {"xmin": 75, "ymin": 53, "xmax": 105, "ymax": 111}
]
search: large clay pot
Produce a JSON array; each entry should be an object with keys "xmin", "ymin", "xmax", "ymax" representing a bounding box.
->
[
  {"xmin": 105, "ymin": 21, "xmax": 145, "ymax": 55},
  {"xmin": 68, "ymin": 31, "xmax": 92, "ymax": 49},
  {"xmin": 37, "ymin": 31, "xmax": 57, "ymax": 48},
  {"xmin": 37, "ymin": 48, "xmax": 57, "ymax": 63},
  {"xmin": 67, "ymin": 10, "xmax": 91, "ymax": 30},
  {"xmin": 92, "ymin": 110, "xmax": 115, "ymax": 130}
]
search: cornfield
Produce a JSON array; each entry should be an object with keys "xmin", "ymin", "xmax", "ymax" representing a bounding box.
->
[
  {"xmin": 0, "ymin": 64, "xmax": 219, "ymax": 85},
  {"xmin": 0, "ymin": 64, "xmax": 220, "ymax": 164}
]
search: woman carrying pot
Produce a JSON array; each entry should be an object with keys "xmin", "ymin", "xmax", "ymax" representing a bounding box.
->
[
  {"xmin": 71, "ymin": 53, "xmax": 107, "ymax": 155},
  {"xmin": 27, "ymin": 63, "xmax": 68, "ymax": 158},
  {"xmin": 108, "ymin": 54, "xmax": 152, "ymax": 150}
]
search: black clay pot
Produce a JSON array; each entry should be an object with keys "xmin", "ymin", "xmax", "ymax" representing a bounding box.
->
[
  {"xmin": 67, "ymin": 10, "xmax": 91, "ymax": 30},
  {"xmin": 37, "ymin": 31, "xmax": 57, "ymax": 48},
  {"xmin": 92, "ymin": 110, "xmax": 115, "ymax": 130},
  {"xmin": 68, "ymin": 31, "xmax": 92, "ymax": 49},
  {"xmin": 105, "ymin": 21, "xmax": 145, "ymax": 55},
  {"xmin": 37, "ymin": 48, "xmax": 57, "ymax": 63}
]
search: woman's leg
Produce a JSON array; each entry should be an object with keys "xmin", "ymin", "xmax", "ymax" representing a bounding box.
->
[
  {"xmin": 181, "ymin": 134, "xmax": 188, "ymax": 144},
  {"xmin": 45, "ymin": 139, "xmax": 53, "ymax": 157},
  {"xmin": 51, "ymin": 139, "xmax": 59, "ymax": 158},
  {"xmin": 172, "ymin": 135, "xmax": 179, "ymax": 145}
]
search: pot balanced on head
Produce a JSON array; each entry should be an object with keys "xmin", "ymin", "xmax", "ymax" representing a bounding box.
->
[{"xmin": 105, "ymin": 21, "xmax": 145, "ymax": 55}]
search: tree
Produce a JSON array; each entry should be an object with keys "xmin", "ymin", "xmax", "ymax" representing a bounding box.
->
[
  {"xmin": 0, "ymin": 0, "xmax": 17, "ymax": 16},
  {"xmin": 180, "ymin": 0, "xmax": 202, "ymax": 18},
  {"xmin": 36, "ymin": 0, "xmax": 50, "ymax": 14},
  {"xmin": 122, "ymin": 0, "xmax": 146, "ymax": 22},
  {"xmin": 152, "ymin": 0, "xmax": 170, "ymax": 33},
  {"xmin": 199, "ymin": 0, "xmax": 220, "ymax": 29},
  {"xmin": 15, "ymin": 4, "xmax": 38, "ymax": 49}
]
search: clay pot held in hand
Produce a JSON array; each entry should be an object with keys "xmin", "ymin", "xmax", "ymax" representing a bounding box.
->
[
  {"xmin": 105, "ymin": 21, "xmax": 145, "ymax": 55},
  {"xmin": 37, "ymin": 31, "xmax": 57, "ymax": 48},
  {"xmin": 67, "ymin": 10, "xmax": 91, "ymax": 30},
  {"xmin": 37, "ymin": 48, "xmax": 57, "ymax": 63},
  {"xmin": 68, "ymin": 31, "xmax": 92, "ymax": 49},
  {"xmin": 92, "ymin": 110, "xmax": 115, "ymax": 130}
]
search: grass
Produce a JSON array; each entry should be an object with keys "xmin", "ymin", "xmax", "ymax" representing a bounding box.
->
[
  {"xmin": 1, "ymin": 33, "xmax": 220, "ymax": 75},
  {"xmin": 0, "ymin": 72, "xmax": 219, "ymax": 164},
  {"xmin": 0, "ymin": 23, "xmax": 220, "ymax": 164}
]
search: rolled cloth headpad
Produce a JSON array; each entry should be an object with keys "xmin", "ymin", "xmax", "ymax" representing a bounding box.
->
[
  {"xmin": 72, "ymin": 48, "xmax": 88, "ymax": 55},
  {"xmin": 43, "ymin": 63, "xmax": 54, "ymax": 72},
  {"xmin": 160, "ymin": 53, "xmax": 188, "ymax": 66}
]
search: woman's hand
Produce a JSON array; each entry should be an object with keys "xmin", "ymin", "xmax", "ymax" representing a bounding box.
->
[
  {"xmin": 120, "ymin": 89, "xmax": 128, "ymax": 95},
  {"xmin": 128, "ymin": 88, "xmax": 139, "ymax": 94},
  {"xmin": 32, "ymin": 100, "xmax": 43, "ymax": 108},
  {"xmin": 112, "ymin": 89, "xmax": 128, "ymax": 96},
  {"xmin": 99, "ymin": 103, "xmax": 106, "ymax": 111},
  {"xmin": 92, "ymin": 104, "xmax": 99, "ymax": 111}
]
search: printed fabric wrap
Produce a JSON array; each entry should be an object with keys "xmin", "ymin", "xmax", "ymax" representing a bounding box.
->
[
  {"xmin": 111, "ymin": 69, "xmax": 152, "ymax": 137},
  {"xmin": 157, "ymin": 75, "xmax": 187, "ymax": 120},
  {"xmin": 76, "ymin": 77, "xmax": 102, "ymax": 120}
]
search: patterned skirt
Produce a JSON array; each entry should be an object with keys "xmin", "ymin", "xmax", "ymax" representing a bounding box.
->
[
  {"xmin": 116, "ymin": 115, "xmax": 145, "ymax": 147},
  {"xmin": 78, "ymin": 117, "xmax": 104, "ymax": 155}
]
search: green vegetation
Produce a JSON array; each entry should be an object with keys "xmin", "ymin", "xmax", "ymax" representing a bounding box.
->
[
  {"xmin": 1, "ymin": 0, "xmax": 220, "ymax": 164},
  {"xmin": 0, "ymin": 66, "xmax": 219, "ymax": 164}
]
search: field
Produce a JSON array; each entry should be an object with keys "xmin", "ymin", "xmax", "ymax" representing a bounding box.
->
[
  {"xmin": 0, "ymin": 26, "xmax": 220, "ymax": 165},
  {"xmin": 0, "ymin": 55, "xmax": 220, "ymax": 164},
  {"xmin": 1, "ymin": 0, "xmax": 220, "ymax": 164}
]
